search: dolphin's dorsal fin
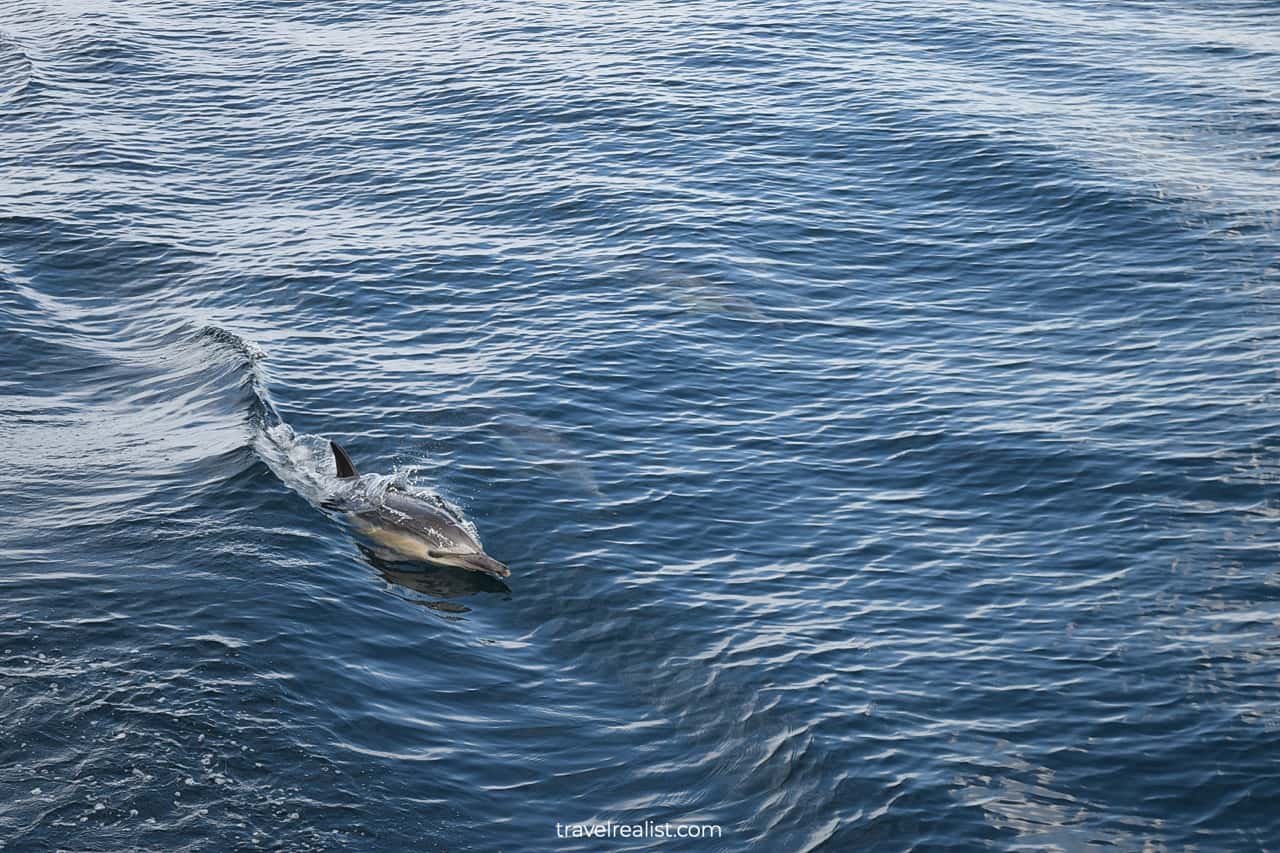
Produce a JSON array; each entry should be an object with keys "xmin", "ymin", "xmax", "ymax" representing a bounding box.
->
[{"xmin": 330, "ymin": 440, "xmax": 359, "ymax": 479}]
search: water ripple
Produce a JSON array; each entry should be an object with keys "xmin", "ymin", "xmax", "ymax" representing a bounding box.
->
[{"xmin": 2, "ymin": 0, "xmax": 1280, "ymax": 849}]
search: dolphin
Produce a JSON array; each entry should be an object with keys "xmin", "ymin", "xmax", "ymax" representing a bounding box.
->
[{"xmin": 327, "ymin": 440, "xmax": 509, "ymax": 578}]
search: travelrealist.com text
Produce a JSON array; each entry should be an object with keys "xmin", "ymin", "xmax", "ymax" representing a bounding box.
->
[{"xmin": 555, "ymin": 821, "xmax": 724, "ymax": 840}]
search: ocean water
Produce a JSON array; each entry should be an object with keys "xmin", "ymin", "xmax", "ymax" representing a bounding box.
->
[{"xmin": 2, "ymin": 0, "xmax": 1279, "ymax": 849}]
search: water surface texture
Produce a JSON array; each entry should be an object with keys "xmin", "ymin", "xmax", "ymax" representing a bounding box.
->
[{"xmin": 3, "ymin": 1, "xmax": 1280, "ymax": 850}]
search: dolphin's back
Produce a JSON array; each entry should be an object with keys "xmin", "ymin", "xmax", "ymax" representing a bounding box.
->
[{"xmin": 362, "ymin": 490, "xmax": 483, "ymax": 554}]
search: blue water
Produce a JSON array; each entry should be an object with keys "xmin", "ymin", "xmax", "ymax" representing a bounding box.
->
[{"xmin": 3, "ymin": 1, "xmax": 1279, "ymax": 849}]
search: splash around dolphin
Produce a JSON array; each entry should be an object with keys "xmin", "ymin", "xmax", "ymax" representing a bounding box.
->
[{"xmin": 325, "ymin": 440, "xmax": 509, "ymax": 579}]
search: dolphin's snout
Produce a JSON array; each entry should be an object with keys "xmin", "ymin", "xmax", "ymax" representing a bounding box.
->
[{"xmin": 460, "ymin": 552, "xmax": 510, "ymax": 578}]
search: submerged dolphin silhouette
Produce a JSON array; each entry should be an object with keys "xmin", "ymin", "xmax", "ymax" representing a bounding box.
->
[{"xmin": 328, "ymin": 440, "xmax": 509, "ymax": 578}]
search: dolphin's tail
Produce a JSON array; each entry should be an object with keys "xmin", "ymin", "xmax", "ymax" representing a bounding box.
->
[{"xmin": 331, "ymin": 440, "xmax": 359, "ymax": 479}]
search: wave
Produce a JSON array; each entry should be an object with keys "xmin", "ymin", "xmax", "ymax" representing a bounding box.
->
[
  {"xmin": 201, "ymin": 325, "xmax": 486, "ymax": 548},
  {"xmin": 0, "ymin": 31, "xmax": 33, "ymax": 106},
  {"xmin": 0, "ymin": 270, "xmax": 481, "ymax": 562},
  {"xmin": 0, "ymin": 312, "xmax": 269, "ymax": 494}
]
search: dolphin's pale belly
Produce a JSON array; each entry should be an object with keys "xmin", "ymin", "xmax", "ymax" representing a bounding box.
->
[{"xmin": 353, "ymin": 517, "xmax": 437, "ymax": 562}]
